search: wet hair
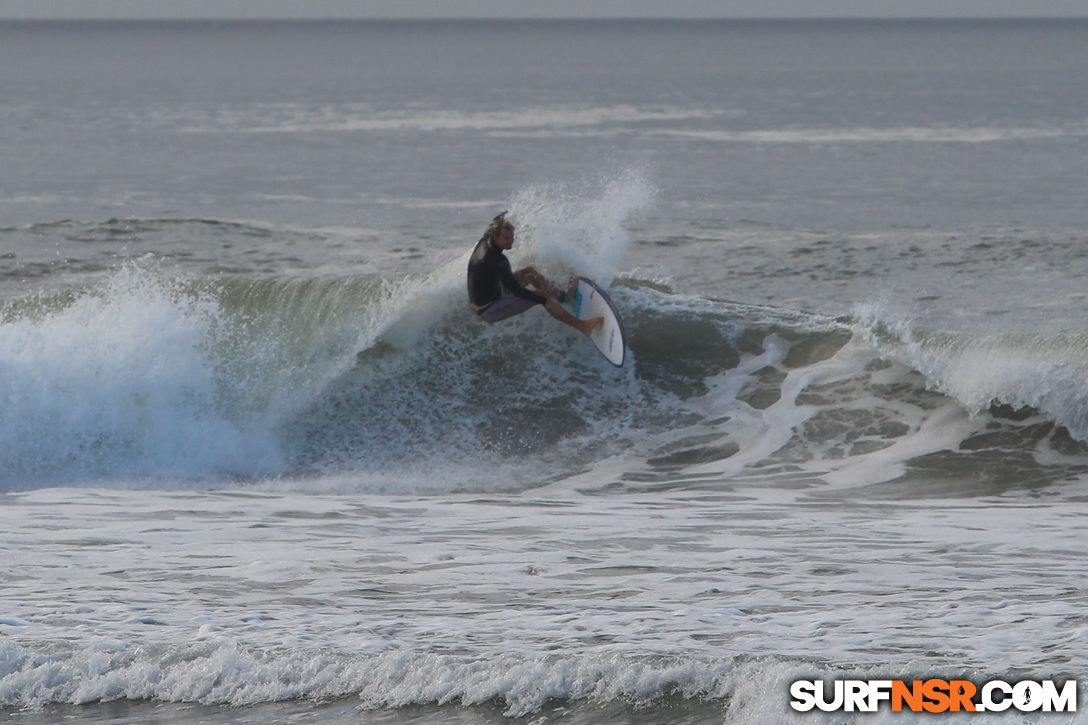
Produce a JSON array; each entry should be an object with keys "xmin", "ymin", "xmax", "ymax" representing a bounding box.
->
[{"xmin": 488, "ymin": 211, "xmax": 514, "ymax": 241}]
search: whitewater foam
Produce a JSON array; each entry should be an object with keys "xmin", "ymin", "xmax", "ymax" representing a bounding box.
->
[
  {"xmin": 0, "ymin": 267, "xmax": 283, "ymax": 483},
  {"xmin": 5, "ymin": 486, "xmax": 1088, "ymax": 721},
  {"xmin": 855, "ymin": 302, "xmax": 1088, "ymax": 441}
]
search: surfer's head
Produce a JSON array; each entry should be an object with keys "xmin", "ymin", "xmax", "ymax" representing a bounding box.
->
[{"xmin": 489, "ymin": 212, "xmax": 515, "ymax": 250}]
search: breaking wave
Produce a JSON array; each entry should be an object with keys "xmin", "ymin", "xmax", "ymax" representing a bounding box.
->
[{"xmin": 3, "ymin": 261, "xmax": 1088, "ymax": 495}]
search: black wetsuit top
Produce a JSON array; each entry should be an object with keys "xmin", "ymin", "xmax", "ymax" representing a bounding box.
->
[{"xmin": 466, "ymin": 233, "xmax": 547, "ymax": 310}]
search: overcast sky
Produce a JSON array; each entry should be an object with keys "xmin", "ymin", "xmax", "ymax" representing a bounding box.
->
[{"xmin": 2, "ymin": 0, "xmax": 1087, "ymax": 20}]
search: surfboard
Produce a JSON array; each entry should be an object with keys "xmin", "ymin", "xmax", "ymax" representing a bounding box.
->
[{"xmin": 570, "ymin": 277, "xmax": 626, "ymax": 367}]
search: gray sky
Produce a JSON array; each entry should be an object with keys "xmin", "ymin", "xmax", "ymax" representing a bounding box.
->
[{"xmin": 2, "ymin": 0, "xmax": 1087, "ymax": 20}]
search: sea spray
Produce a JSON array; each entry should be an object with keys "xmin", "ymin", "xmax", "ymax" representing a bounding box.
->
[
  {"xmin": 507, "ymin": 169, "xmax": 654, "ymax": 287},
  {"xmin": 0, "ymin": 267, "xmax": 285, "ymax": 483}
]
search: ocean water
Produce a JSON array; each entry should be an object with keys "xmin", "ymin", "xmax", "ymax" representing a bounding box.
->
[{"xmin": 3, "ymin": 18, "xmax": 1088, "ymax": 723}]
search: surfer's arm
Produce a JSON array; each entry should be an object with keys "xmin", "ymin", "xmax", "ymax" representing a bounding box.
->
[{"xmin": 499, "ymin": 265, "xmax": 548, "ymax": 305}]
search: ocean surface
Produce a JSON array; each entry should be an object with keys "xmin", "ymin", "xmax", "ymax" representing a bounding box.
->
[{"xmin": 3, "ymin": 18, "xmax": 1088, "ymax": 723}]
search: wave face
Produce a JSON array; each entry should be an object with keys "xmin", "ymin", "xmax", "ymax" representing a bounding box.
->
[{"xmin": 4, "ymin": 258, "xmax": 1088, "ymax": 496}]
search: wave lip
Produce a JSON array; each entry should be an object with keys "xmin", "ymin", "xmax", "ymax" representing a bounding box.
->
[{"xmin": 856, "ymin": 302, "xmax": 1088, "ymax": 441}]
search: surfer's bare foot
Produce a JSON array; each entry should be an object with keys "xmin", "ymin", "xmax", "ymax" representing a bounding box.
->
[
  {"xmin": 565, "ymin": 278, "xmax": 579, "ymax": 300},
  {"xmin": 581, "ymin": 316, "xmax": 604, "ymax": 337}
]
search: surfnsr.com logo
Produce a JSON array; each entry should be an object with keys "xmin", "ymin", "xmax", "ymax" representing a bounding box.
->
[{"xmin": 790, "ymin": 679, "xmax": 1077, "ymax": 713}]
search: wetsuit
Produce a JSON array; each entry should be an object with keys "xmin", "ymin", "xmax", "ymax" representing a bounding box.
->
[{"xmin": 467, "ymin": 232, "xmax": 547, "ymax": 321}]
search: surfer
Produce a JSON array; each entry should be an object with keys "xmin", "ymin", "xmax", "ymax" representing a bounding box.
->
[{"xmin": 468, "ymin": 212, "xmax": 603, "ymax": 337}]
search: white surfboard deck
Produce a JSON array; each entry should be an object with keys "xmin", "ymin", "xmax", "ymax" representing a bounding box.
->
[{"xmin": 570, "ymin": 277, "xmax": 626, "ymax": 367}]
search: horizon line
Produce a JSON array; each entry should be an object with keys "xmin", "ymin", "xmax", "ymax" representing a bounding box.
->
[{"xmin": 3, "ymin": 15, "xmax": 1087, "ymax": 22}]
